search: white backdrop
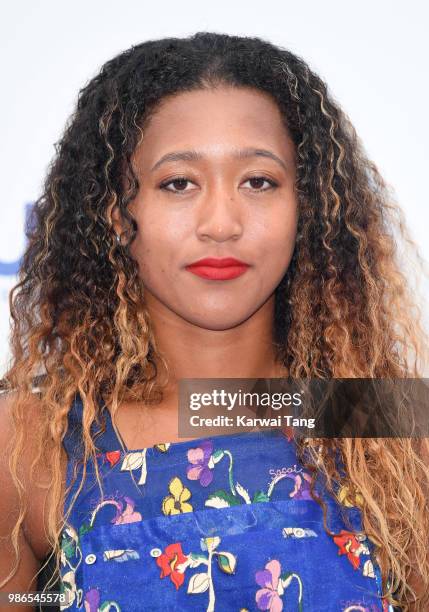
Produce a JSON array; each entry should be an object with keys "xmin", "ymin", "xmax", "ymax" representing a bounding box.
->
[{"xmin": 1, "ymin": 0, "xmax": 428, "ymax": 376}]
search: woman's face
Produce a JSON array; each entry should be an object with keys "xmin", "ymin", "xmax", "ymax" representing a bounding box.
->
[{"xmin": 125, "ymin": 85, "xmax": 298, "ymax": 330}]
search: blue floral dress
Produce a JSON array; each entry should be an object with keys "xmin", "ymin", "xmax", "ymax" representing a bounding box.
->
[{"xmin": 59, "ymin": 393, "xmax": 395, "ymax": 612}]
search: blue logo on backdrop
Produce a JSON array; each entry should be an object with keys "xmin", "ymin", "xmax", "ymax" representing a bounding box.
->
[{"xmin": 0, "ymin": 203, "xmax": 34, "ymax": 276}]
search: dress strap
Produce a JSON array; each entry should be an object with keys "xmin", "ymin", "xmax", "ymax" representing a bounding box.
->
[{"xmin": 62, "ymin": 392, "xmax": 121, "ymax": 459}]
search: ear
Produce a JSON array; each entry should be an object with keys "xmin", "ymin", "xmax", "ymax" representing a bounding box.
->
[{"xmin": 110, "ymin": 201, "xmax": 124, "ymax": 238}]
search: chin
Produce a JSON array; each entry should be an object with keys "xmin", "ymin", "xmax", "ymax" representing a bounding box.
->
[{"xmin": 183, "ymin": 311, "xmax": 255, "ymax": 331}]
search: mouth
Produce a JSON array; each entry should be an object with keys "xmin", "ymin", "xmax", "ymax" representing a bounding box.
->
[{"xmin": 185, "ymin": 257, "xmax": 250, "ymax": 281}]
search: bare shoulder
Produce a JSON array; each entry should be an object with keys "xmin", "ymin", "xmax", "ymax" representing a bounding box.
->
[
  {"xmin": 0, "ymin": 391, "xmax": 41, "ymax": 608},
  {"xmin": 0, "ymin": 390, "xmax": 65, "ymax": 564}
]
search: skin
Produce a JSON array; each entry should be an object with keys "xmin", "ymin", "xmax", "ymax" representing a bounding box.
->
[{"xmin": 112, "ymin": 85, "xmax": 299, "ymax": 449}]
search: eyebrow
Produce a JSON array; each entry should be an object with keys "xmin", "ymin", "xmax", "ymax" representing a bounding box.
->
[{"xmin": 150, "ymin": 147, "xmax": 288, "ymax": 172}]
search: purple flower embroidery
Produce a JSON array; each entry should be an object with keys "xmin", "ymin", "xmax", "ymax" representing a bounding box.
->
[
  {"xmin": 186, "ymin": 440, "xmax": 214, "ymax": 487},
  {"xmin": 84, "ymin": 588, "xmax": 100, "ymax": 612},
  {"xmin": 111, "ymin": 495, "xmax": 143, "ymax": 524},
  {"xmin": 285, "ymin": 472, "xmax": 312, "ymax": 500},
  {"xmin": 255, "ymin": 559, "xmax": 283, "ymax": 611}
]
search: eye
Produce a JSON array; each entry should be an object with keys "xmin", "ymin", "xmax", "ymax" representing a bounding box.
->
[
  {"xmin": 242, "ymin": 176, "xmax": 278, "ymax": 192},
  {"xmin": 159, "ymin": 176, "xmax": 195, "ymax": 193},
  {"xmin": 158, "ymin": 175, "xmax": 278, "ymax": 194}
]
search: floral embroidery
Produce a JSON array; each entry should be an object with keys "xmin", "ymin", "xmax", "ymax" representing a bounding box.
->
[
  {"xmin": 255, "ymin": 558, "xmax": 303, "ymax": 612},
  {"xmin": 90, "ymin": 494, "xmax": 142, "ymax": 526},
  {"xmin": 60, "ymin": 525, "xmax": 85, "ymax": 609},
  {"xmin": 84, "ymin": 587, "xmax": 121, "ymax": 611},
  {"xmin": 162, "ymin": 476, "xmax": 193, "ymax": 515},
  {"xmin": 60, "ymin": 403, "xmax": 386, "ymax": 610},
  {"xmin": 99, "ymin": 443, "xmax": 171, "ymax": 485},
  {"xmin": 154, "ymin": 442, "xmax": 171, "ymax": 452},
  {"xmin": 186, "ymin": 439, "xmax": 215, "ymax": 486},
  {"xmin": 105, "ymin": 450, "xmax": 121, "ymax": 467},
  {"xmin": 186, "ymin": 439, "xmax": 315, "ymax": 508},
  {"xmin": 120, "ymin": 450, "xmax": 148, "ymax": 485},
  {"xmin": 154, "ymin": 537, "xmax": 237, "ymax": 612},
  {"xmin": 337, "ymin": 484, "xmax": 365, "ymax": 509},
  {"xmin": 333, "ymin": 530, "xmax": 375, "ymax": 578},
  {"xmin": 156, "ymin": 542, "xmax": 188, "ymax": 589}
]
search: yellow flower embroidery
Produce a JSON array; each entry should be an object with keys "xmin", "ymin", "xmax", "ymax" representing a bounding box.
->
[
  {"xmin": 337, "ymin": 484, "xmax": 364, "ymax": 509},
  {"xmin": 204, "ymin": 536, "xmax": 220, "ymax": 552},
  {"xmin": 154, "ymin": 443, "xmax": 171, "ymax": 452},
  {"xmin": 162, "ymin": 476, "xmax": 193, "ymax": 515}
]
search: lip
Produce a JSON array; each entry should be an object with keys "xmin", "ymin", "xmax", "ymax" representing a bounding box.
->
[{"xmin": 185, "ymin": 257, "xmax": 250, "ymax": 281}]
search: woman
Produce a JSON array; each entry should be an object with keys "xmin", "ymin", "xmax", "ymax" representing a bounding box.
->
[{"xmin": 0, "ymin": 31, "xmax": 428, "ymax": 611}]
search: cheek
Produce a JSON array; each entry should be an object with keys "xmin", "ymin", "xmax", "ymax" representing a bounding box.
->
[
  {"xmin": 129, "ymin": 215, "xmax": 187, "ymax": 280},
  {"xmin": 272, "ymin": 222, "xmax": 297, "ymax": 261},
  {"xmin": 277, "ymin": 202, "xmax": 298, "ymax": 252},
  {"xmin": 254, "ymin": 205, "xmax": 297, "ymax": 264}
]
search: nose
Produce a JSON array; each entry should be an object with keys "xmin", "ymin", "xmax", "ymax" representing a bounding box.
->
[{"xmin": 195, "ymin": 182, "xmax": 244, "ymax": 242}]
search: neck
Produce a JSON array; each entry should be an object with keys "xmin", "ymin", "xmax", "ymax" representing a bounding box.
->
[{"xmin": 147, "ymin": 293, "xmax": 288, "ymax": 393}]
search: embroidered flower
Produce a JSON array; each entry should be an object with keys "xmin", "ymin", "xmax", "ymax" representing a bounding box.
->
[
  {"xmin": 154, "ymin": 442, "xmax": 171, "ymax": 452},
  {"xmin": 105, "ymin": 450, "xmax": 121, "ymax": 467},
  {"xmin": 156, "ymin": 542, "xmax": 188, "ymax": 590},
  {"xmin": 111, "ymin": 495, "xmax": 143, "ymax": 524},
  {"xmin": 186, "ymin": 440, "xmax": 214, "ymax": 486},
  {"xmin": 255, "ymin": 559, "xmax": 283, "ymax": 611},
  {"xmin": 162, "ymin": 476, "xmax": 193, "ymax": 515},
  {"xmin": 83, "ymin": 587, "xmax": 121, "ymax": 611},
  {"xmin": 333, "ymin": 530, "xmax": 365, "ymax": 570},
  {"xmin": 337, "ymin": 484, "xmax": 364, "ymax": 509},
  {"xmin": 84, "ymin": 588, "xmax": 100, "ymax": 612},
  {"xmin": 285, "ymin": 471, "xmax": 312, "ymax": 500},
  {"xmin": 89, "ymin": 494, "xmax": 142, "ymax": 527}
]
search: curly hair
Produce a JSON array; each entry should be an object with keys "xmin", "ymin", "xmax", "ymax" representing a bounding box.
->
[{"xmin": 1, "ymin": 31, "xmax": 428, "ymax": 610}]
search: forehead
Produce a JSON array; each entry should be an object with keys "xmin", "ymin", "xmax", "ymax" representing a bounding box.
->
[{"xmin": 134, "ymin": 86, "xmax": 294, "ymax": 167}]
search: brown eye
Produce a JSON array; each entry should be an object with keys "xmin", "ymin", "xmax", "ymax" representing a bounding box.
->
[
  {"xmin": 170, "ymin": 178, "xmax": 188, "ymax": 191},
  {"xmin": 160, "ymin": 177, "xmax": 192, "ymax": 193},
  {"xmin": 249, "ymin": 177, "xmax": 265, "ymax": 189},
  {"xmin": 243, "ymin": 176, "xmax": 278, "ymax": 192}
]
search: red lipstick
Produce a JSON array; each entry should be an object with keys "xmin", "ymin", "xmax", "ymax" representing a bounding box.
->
[{"xmin": 185, "ymin": 257, "xmax": 250, "ymax": 280}]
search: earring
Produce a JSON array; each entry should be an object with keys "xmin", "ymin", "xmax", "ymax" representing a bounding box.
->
[{"xmin": 115, "ymin": 234, "xmax": 121, "ymax": 244}]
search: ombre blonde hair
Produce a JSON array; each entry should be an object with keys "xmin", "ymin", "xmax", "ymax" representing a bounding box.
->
[{"xmin": 1, "ymin": 31, "xmax": 428, "ymax": 610}]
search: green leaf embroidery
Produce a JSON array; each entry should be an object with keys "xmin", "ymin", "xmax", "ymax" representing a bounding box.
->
[
  {"xmin": 253, "ymin": 490, "xmax": 270, "ymax": 503},
  {"xmin": 212, "ymin": 449, "xmax": 224, "ymax": 461},
  {"xmin": 188, "ymin": 553, "xmax": 208, "ymax": 568},
  {"xmin": 61, "ymin": 540, "xmax": 76, "ymax": 560},
  {"xmin": 61, "ymin": 580, "xmax": 73, "ymax": 591},
  {"xmin": 216, "ymin": 551, "xmax": 237, "ymax": 574},
  {"xmin": 79, "ymin": 522, "xmax": 93, "ymax": 537},
  {"xmin": 280, "ymin": 571, "xmax": 294, "ymax": 588}
]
